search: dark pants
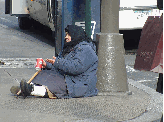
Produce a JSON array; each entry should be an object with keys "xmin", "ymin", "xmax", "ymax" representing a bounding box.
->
[
  {"xmin": 156, "ymin": 73, "xmax": 163, "ymax": 122},
  {"xmin": 160, "ymin": 115, "xmax": 163, "ymax": 122},
  {"xmin": 156, "ymin": 73, "xmax": 163, "ymax": 94},
  {"xmin": 32, "ymin": 69, "xmax": 67, "ymax": 98}
]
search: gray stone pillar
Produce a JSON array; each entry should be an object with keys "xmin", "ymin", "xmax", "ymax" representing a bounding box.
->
[
  {"xmin": 96, "ymin": 0, "xmax": 129, "ymax": 95},
  {"xmin": 101, "ymin": 0, "xmax": 119, "ymax": 33}
]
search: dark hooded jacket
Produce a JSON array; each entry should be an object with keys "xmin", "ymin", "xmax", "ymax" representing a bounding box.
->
[{"xmin": 45, "ymin": 25, "xmax": 98, "ymax": 98}]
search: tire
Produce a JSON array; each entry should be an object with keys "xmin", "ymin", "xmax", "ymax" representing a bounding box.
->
[
  {"xmin": 18, "ymin": 17, "xmax": 32, "ymax": 30},
  {"xmin": 32, "ymin": 19, "xmax": 44, "ymax": 30}
]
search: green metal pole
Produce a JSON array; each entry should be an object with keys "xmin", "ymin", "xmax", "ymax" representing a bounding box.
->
[{"xmin": 85, "ymin": 0, "xmax": 91, "ymax": 37}]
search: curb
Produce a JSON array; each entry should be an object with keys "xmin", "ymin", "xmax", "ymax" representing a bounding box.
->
[{"xmin": 125, "ymin": 79, "xmax": 163, "ymax": 122}]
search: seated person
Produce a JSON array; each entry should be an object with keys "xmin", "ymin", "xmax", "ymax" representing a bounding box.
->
[{"xmin": 10, "ymin": 25, "xmax": 98, "ymax": 99}]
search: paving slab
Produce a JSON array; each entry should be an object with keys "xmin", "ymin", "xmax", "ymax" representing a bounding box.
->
[
  {"xmin": 1, "ymin": 68, "xmax": 162, "ymax": 122},
  {"xmin": 126, "ymin": 79, "xmax": 163, "ymax": 122},
  {"xmin": 0, "ymin": 18, "xmax": 162, "ymax": 122}
]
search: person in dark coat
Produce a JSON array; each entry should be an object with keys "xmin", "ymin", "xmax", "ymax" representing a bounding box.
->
[{"xmin": 10, "ymin": 25, "xmax": 98, "ymax": 99}]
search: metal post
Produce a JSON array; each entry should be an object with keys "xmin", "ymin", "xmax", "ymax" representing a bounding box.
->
[
  {"xmin": 96, "ymin": 0, "xmax": 129, "ymax": 95},
  {"xmin": 54, "ymin": 0, "xmax": 62, "ymax": 55},
  {"xmin": 85, "ymin": 0, "xmax": 91, "ymax": 37},
  {"xmin": 61, "ymin": 0, "xmax": 65, "ymax": 50}
]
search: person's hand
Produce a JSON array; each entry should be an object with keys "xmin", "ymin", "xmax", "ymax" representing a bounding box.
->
[
  {"xmin": 42, "ymin": 60, "xmax": 47, "ymax": 68},
  {"xmin": 46, "ymin": 56, "xmax": 56, "ymax": 64}
]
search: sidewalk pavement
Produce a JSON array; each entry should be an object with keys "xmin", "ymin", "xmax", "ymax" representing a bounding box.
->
[
  {"xmin": 0, "ymin": 24, "xmax": 163, "ymax": 122},
  {"xmin": 0, "ymin": 67, "xmax": 163, "ymax": 122}
]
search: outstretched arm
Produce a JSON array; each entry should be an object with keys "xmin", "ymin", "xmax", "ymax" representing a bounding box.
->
[{"xmin": 53, "ymin": 45, "xmax": 97, "ymax": 75}]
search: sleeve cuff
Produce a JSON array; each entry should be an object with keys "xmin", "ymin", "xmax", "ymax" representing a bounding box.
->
[
  {"xmin": 53, "ymin": 58, "xmax": 60, "ymax": 68},
  {"xmin": 45, "ymin": 61, "xmax": 53, "ymax": 69}
]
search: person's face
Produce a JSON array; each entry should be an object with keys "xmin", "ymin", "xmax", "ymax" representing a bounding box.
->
[{"xmin": 65, "ymin": 32, "xmax": 71, "ymax": 43}]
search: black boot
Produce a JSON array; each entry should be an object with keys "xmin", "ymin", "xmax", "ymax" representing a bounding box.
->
[
  {"xmin": 20, "ymin": 80, "xmax": 34, "ymax": 99},
  {"xmin": 10, "ymin": 79, "xmax": 27, "ymax": 96}
]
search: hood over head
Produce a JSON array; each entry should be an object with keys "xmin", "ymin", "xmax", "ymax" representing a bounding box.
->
[{"xmin": 62, "ymin": 25, "xmax": 95, "ymax": 57}]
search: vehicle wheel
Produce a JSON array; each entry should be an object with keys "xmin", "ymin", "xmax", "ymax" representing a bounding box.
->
[
  {"xmin": 18, "ymin": 17, "xmax": 32, "ymax": 30},
  {"xmin": 32, "ymin": 19, "xmax": 44, "ymax": 30}
]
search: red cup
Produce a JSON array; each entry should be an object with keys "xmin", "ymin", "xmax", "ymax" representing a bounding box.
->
[{"xmin": 35, "ymin": 58, "xmax": 43, "ymax": 70}]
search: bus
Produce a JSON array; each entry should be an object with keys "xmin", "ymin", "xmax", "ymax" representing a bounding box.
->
[{"xmin": 5, "ymin": 0, "xmax": 162, "ymax": 50}]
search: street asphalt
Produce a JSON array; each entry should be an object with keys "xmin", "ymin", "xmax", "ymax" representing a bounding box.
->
[{"xmin": 0, "ymin": 20, "xmax": 163, "ymax": 122}]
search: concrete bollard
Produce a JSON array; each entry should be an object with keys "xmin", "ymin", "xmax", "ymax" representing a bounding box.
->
[
  {"xmin": 96, "ymin": 0, "xmax": 130, "ymax": 95},
  {"xmin": 96, "ymin": 33, "xmax": 129, "ymax": 95}
]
